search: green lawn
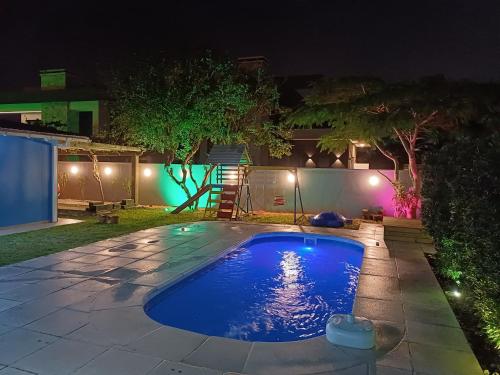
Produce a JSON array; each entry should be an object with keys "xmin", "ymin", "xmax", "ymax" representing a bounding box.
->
[
  {"xmin": 0, "ymin": 208, "xmax": 360, "ymax": 266},
  {"xmin": 0, "ymin": 209, "xmax": 206, "ymax": 266}
]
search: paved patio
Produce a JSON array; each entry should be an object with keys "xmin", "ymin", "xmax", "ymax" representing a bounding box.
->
[{"xmin": 0, "ymin": 221, "xmax": 482, "ymax": 375}]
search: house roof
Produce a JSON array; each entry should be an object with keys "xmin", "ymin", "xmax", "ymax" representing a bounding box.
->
[
  {"xmin": 0, "ymin": 121, "xmax": 141, "ymax": 155},
  {"xmin": 207, "ymin": 144, "xmax": 251, "ymax": 165},
  {"xmin": 0, "ymin": 88, "xmax": 108, "ymax": 104}
]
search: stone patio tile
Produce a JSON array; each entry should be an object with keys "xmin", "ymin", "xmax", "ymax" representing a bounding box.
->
[
  {"xmin": 74, "ymin": 348, "xmax": 162, "ymax": 375},
  {"xmin": 376, "ymin": 342, "xmax": 412, "ymax": 371},
  {"xmin": 52, "ymin": 251, "xmax": 88, "ymax": 261},
  {"xmin": 403, "ymin": 300, "xmax": 459, "ymax": 327},
  {"xmin": 126, "ymin": 259, "xmax": 166, "ymax": 272},
  {"xmin": 353, "ymin": 297, "xmax": 404, "ymax": 323},
  {"xmin": 0, "ymin": 278, "xmax": 77, "ymax": 303},
  {"xmin": 160, "ymin": 258, "xmax": 207, "ymax": 276},
  {"xmin": 242, "ymin": 337, "xmax": 360, "ymax": 375},
  {"xmin": 113, "ymin": 243, "xmax": 150, "ymax": 251},
  {"xmin": 14, "ymin": 338, "xmax": 107, "ymax": 375},
  {"xmin": 14, "ymin": 256, "xmax": 62, "ymax": 269},
  {"xmin": 0, "ymin": 299, "xmax": 61, "ymax": 327},
  {"xmin": 0, "ymin": 281, "xmax": 28, "ymax": 294},
  {"xmin": 64, "ymin": 264, "xmax": 118, "ymax": 277},
  {"xmin": 92, "ymin": 283, "xmax": 152, "ymax": 310},
  {"xmin": 96, "ymin": 256, "xmax": 137, "ymax": 267},
  {"xmin": 0, "ymin": 267, "xmax": 30, "ymax": 280},
  {"xmin": 118, "ymin": 250, "xmax": 159, "ymax": 259},
  {"xmin": 409, "ymin": 342, "xmax": 482, "ymax": 375},
  {"xmin": 356, "ymin": 275, "xmax": 400, "ymax": 301},
  {"xmin": 45, "ymin": 261, "xmax": 90, "ymax": 272},
  {"xmin": 125, "ymin": 325, "xmax": 207, "ymax": 361},
  {"xmin": 36, "ymin": 288, "xmax": 95, "ymax": 309},
  {"xmin": 400, "ymin": 280, "xmax": 449, "ymax": 306},
  {"xmin": 0, "ymin": 324, "xmax": 13, "ymax": 336},
  {"xmin": 69, "ymin": 277, "xmax": 121, "ymax": 292},
  {"xmin": 0, "ymin": 299, "xmax": 21, "ymax": 313},
  {"xmin": 7, "ymin": 269, "xmax": 66, "ymax": 283},
  {"xmin": 139, "ymin": 244, "xmax": 169, "ymax": 253},
  {"xmin": 69, "ymin": 243, "xmax": 111, "ymax": 253},
  {"xmin": 130, "ymin": 270, "xmax": 178, "ymax": 287},
  {"xmin": 332, "ymin": 364, "xmax": 369, "ymax": 375},
  {"xmin": 100, "ymin": 267, "xmax": 147, "ymax": 282},
  {"xmin": 375, "ymin": 366, "xmax": 412, "ymax": 375},
  {"xmin": 65, "ymin": 295, "xmax": 98, "ymax": 313},
  {"xmin": 25, "ymin": 308, "xmax": 89, "ymax": 336},
  {"xmin": 95, "ymin": 247, "xmax": 133, "ymax": 257},
  {"xmin": 183, "ymin": 336, "xmax": 252, "ymax": 373},
  {"xmin": 0, "ymin": 368, "xmax": 35, "ymax": 374},
  {"xmin": 68, "ymin": 307, "xmax": 161, "ymax": 346},
  {"xmin": 363, "ymin": 246, "xmax": 390, "ymax": 259},
  {"xmin": 143, "ymin": 251, "xmax": 180, "ymax": 262},
  {"xmin": 0, "ymin": 328, "xmax": 57, "ymax": 365},
  {"xmin": 149, "ymin": 360, "xmax": 221, "ymax": 375},
  {"xmin": 71, "ymin": 254, "xmax": 113, "ymax": 264},
  {"xmin": 406, "ymin": 321, "xmax": 471, "ymax": 351},
  {"xmin": 361, "ymin": 259, "xmax": 397, "ymax": 277}
]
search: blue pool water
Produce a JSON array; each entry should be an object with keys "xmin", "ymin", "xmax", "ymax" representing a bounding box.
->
[{"xmin": 144, "ymin": 233, "xmax": 363, "ymax": 342}]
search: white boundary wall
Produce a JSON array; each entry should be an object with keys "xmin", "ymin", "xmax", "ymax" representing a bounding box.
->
[{"xmin": 58, "ymin": 162, "xmax": 409, "ymax": 218}]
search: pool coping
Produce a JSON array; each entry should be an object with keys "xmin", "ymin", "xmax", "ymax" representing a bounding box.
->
[
  {"xmin": 87, "ymin": 222, "xmax": 405, "ymax": 374},
  {"xmin": 0, "ymin": 221, "xmax": 482, "ymax": 375}
]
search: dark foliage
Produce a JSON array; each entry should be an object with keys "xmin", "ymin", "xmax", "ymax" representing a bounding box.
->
[{"xmin": 422, "ymin": 132, "xmax": 500, "ymax": 350}]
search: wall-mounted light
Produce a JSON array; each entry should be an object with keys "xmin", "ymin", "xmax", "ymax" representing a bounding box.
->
[
  {"xmin": 368, "ymin": 175, "xmax": 380, "ymax": 186},
  {"xmin": 305, "ymin": 158, "xmax": 316, "ymax": 168},
  {"xmin": 104, "ymin": 167, "xmax": 113, "ymax": 176},
  {"xmin": 70, "ymin": 165, "xmax": 79, "ymax": 175},
  {"xmin": 143, "ymin": 168, "xmax": 152, "ymax": 177},
  {"xmin": 287, "ymin": 172, "xmax": 296, "ymax": 183}
]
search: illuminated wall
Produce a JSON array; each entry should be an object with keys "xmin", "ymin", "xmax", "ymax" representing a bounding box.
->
[
  {"xmin": 58, "ymin": 162, "xmax": 217, "ymax": 208},
  {"xmin": 58, "ymin": 161, "xmax": 407, "ymax": 217}
]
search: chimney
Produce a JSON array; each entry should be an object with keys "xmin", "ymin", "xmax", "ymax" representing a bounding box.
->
[
  {"xmin": 40, "ymin": 69, "xmax": 67, "ymax": 90},
  {"xmin": 237, "ymin": 56, "xmax": 268, "ymax": 72}
]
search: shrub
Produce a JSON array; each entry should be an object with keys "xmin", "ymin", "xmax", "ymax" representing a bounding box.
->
[{"xmin": 422, "ymin": 133, "xmax": 500, "ymax": 349}]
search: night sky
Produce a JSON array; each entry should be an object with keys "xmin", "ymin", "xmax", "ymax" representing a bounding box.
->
[{"xmin": 1, "ymin": 0, "xmax": 500, "ymax": 89}]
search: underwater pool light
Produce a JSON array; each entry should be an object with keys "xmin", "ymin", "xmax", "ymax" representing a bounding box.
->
[{"xmin": 104, "ymin": 167, "xmax": 113, "ymax": 176}]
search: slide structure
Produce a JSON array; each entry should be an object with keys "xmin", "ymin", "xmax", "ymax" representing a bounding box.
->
[{"xmin": 170, "ymin": 184, "xmax": 213, "ymax": 214}]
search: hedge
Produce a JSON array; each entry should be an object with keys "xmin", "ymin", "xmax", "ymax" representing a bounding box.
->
[{"xmin": 422, "ymin": 133, "xmax": 500, "ymax": 349}]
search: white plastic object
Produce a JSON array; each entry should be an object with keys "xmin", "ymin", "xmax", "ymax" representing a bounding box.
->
[{"xmin": 326, "ymin": 314, "xmax": 375, "ymax": 349}]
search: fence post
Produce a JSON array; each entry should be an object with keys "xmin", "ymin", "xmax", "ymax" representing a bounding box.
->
[{"xmin": 131, "ymin": 155, "xmax": 140, "ymax": 205}]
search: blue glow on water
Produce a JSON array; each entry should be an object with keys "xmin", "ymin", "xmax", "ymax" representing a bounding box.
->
[{"xmin": 144, "ymin": 234, "xmax": 363, "ymax": 342}]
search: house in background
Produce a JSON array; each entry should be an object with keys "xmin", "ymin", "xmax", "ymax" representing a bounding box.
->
[{"xmin": 0, "ymin": 69, "xmax": 109, "ymax": 137}]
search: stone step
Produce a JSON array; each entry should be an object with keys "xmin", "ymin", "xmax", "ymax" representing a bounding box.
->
[{"xmin": 384, "ymin": 234, "xmax": 433, "ymax": 243}]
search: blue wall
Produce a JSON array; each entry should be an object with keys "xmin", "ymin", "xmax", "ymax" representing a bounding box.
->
[{"xmin": 0, "ymin": 135, "xmax": 54, "ymax": 227}]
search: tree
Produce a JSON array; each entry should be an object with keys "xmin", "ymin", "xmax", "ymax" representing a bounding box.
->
[
  {"xmin": 288, "ymin": 76, "xmax": 500, "ymax": 218},
  {"xmin": 109, "ymin": 52, "xmax": 291, "ymax": 207}
]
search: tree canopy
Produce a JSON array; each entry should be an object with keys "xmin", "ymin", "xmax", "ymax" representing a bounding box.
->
[
  {"xmin": 288, "ymin": 76, "xmax": 500, "ymax": 217},
  {"xmin": 108, "ymin": 52, "xmax": 292, "ymax": 204}
]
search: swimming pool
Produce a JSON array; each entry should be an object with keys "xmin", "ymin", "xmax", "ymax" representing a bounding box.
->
[{"xmin": 144, "ymin": 232, "xmax": 364, "ymax": 342}]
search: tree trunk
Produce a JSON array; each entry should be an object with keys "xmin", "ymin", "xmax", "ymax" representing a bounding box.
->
[{"xmin": 408, "ymin": 144, "xmax": 420, "ymax": 219}]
